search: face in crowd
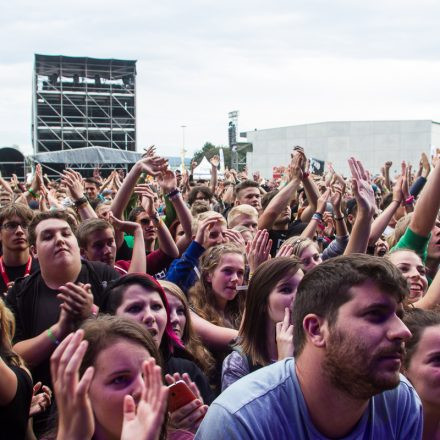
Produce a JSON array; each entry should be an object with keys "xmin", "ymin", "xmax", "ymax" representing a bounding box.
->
[
  {"xmin": 0, "ymin": 215, "xmax": 29, "ymax": 253},
  {"xmin": 321, "ymin": 279, "xmax": 411, "ymax": 399},
  {"xmin": 115, "ymin": 283, "xmax": 168, "ymax": 347},
  {"xmin": 32, "ymin": 217, "xmax": 80, "ymax": 268},
  {"xmin": 387, "ymin": 250, "xmax": 428, "ymax": 303},
  {"xmin": 81, "ymin": 227, "xmax": 116, "ymax": 267},
  {"xmin": 84, "ymin": 182, "xmax": 99, "ymax": 200},
  {"xmin": 236, "ymin": 187, "xmax": 262, "ymax": 212},
  {"xmin": 135, "ymin": 211, "xmax": 158, "ymax": 245},
  {"xmin": 205, "ymin": 252, "xmax": 245, "ymax": 308}
]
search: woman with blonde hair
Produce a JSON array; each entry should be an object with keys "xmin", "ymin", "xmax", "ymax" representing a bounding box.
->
[
  {"xmin": 1, "ymin": 298, "xmax": 50, "ymax": 439},
  {"xmin": 189, "ymin": 242, "xmax": 246, "ymax": 330}
]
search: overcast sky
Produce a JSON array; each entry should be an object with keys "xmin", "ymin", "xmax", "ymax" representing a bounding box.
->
[{"xmin": 1, "ymin": 0, "xmax": 440, "ymax": 158}]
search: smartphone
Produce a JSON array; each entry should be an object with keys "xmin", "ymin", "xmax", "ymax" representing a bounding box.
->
[{"xmin": 168, "ymin": 380, "xmax": 197, "ymax": 412}]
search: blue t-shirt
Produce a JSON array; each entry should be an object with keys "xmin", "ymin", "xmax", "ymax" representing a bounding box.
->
[{"xmin": 195, "ymin": 358, "xmax": 423, "ymax": 440}]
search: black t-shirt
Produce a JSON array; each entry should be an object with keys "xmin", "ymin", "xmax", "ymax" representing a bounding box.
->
[
  {"xmin": 0, "ymin": 364, "xmax": 33, "ymax": 440},
  {"xmin": 5, "ymin": 261, "xmax": 121, "ymax": 388},
  {"xmin": 268, "ymin": 220, "xmax": 307, "ymax": 256},
  {"xmin": 165, "ymin": 355, "xmax": 215, "ymax": 405},
  {"xmin": 0, "ymin": 258, "xmax": 40, "ymax": 296}
]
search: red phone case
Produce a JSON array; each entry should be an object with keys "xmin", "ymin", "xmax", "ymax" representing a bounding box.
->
[{"xmin": 168, "ymin": 380, "xmax": 197, "ymax": 412}]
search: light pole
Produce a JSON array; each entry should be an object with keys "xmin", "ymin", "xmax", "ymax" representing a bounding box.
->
[{"xmin": 180, "ymin": 125, "xmax": 187, "ymax": 172}]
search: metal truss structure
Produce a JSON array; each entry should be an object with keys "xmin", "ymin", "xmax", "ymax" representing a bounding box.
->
[{"xmin": 32, "ymin": 54, "xmax": 137, "ymax": 177}]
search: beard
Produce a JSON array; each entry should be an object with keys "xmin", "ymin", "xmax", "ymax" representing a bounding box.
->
[{"xmin": 322, "ymin": 327, "xmax": 404, "ymax": 400}]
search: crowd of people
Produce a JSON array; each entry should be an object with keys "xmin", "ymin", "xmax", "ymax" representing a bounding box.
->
[{"xmin": 0, "ymin": 145, "xmax": 439, "ymax": 439}]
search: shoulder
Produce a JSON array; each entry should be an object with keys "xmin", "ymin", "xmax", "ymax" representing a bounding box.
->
[
  {"xmin": 374, "ymin": 375, "xmax": 421, "ymax": 410},
  {"xmin": 81, "ymin": 260, "xmax": 120, "ymax": 282},
  {"xmin": 370, "ymin": 375, "xmax": 423, "ymax": 437},
  {"xmin": 214, "ymin": 358, "xmax": 295, "ymax": 414}
]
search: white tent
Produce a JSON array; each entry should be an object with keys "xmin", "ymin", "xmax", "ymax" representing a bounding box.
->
[{"xmin": 193, "ymin": 156, "xmax": 224, "ymax": 179}]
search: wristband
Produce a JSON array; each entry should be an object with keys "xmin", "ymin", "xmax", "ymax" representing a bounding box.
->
[
  {"xmin": 166, "ymin": 188, "xmax": 180, "ymax": 199},
  {"xmin": 302, "ymin": 172, "xmax": 310, "ymax": 179},
  {"xmin": 312, "ymin": 212, "xmax": 323, "ymax": 221},
  {"xmin": 47, "ymin": 328, "xmax": 60, "ymax": 346},
  {"xmin": 74, "ymin": 196, "xmax": 88, "ymax": 207},
  {"xmin": 28, "ymin": 188, "xmax": 38, "ymax": 198},
  {"xmin": 334, "ymin": 215, "xmax": 345, "ymax": 221},
  {"xmin": 404, "ymin": 195, "xmax": 414, "ymax": 206}
]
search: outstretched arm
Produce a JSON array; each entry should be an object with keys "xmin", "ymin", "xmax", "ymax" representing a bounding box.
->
[
  {"xmin": 109, "ymin": 213, "xmax": 147, "ymax": 273},
  {"xmin": 111, "ymin": 147, "xmax": 168, "ymax": 219},
  {"xmin": 258, "ymin": 152, "xmax": 302, "ymax": 230},
  {"xmin": 344, "ymin": 158, "xmax": 376, "ymax": 255},
  {"xmin": 408, "ymin": 153, "xmax": 440, "ymax": 238}
]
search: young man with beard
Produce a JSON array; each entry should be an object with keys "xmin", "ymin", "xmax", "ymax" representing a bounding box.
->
[
  {"xmin": 0, "ymin": 203, "xmax": 39, "ymax": 295},
  {"xmin": 196, "ymin": 254, "xmax": 422, "ymax": 439}
]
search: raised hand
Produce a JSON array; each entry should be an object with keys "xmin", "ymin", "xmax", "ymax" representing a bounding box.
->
[
  {"xmin": 316, "ymin": 188, "xmax": 331, "ymax": 214},
  {"xmin": 109, "ymin": 211, "xmax": 142, "ymax": 236},
  {"xmin": 62, "ymin": 169, "xmax": 86, "ymax": 201},
  {"xmin": 194, "ymin": 214, "xmax": 225, "ymax": 246},
  {"xmin": 276, "ymin": 308, "xmax": 294, "ymax": 360},
  {"xmin": 142, "ymin": 145, "xmax": 156, "ymax": 158},
  {"xmin": 134, "ymin": 184, "xmax": 157, "ymax": 217},
  {"xmin": 29, "ymin": 382, "xmax": 52, "ymax": 417},
  {"xmin": 51, "ymin": 330, "xmax": 95, "ymax": 440},
  {"xmin": 210, "ymin": 155, "xmax": 220, "ymax": 168},
  {"xmin": 138, "ymin": 155, "xmax": 168, "ymax": 177},
  {"xmin": 348, "ymin": 157, "xmax": 376, "ymax": 216},
  {"xmin": 157, "ymin": 170, "xmax": 177, "ymax": 194},
  {"xmin": 276, "ymin": 244, "xmax": 294, "ymax": 258},
  {"xmin": 246, "ymin": 229, "xmax": 272, "ymax": 273},
  {"xmin": 121, "ymin": 358, "xmax": 169, "ymax": 440},
  {"xmin": 224, "ymin": 229, "xmax": 246, "ymax": 247}
]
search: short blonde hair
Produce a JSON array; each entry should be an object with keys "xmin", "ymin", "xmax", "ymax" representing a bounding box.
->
[
  {"xmin": 191, "ymin": 210, "xmax": 227, "ymax": 235},
  {"xmin": 227, "ymin": 205, "xmax": 258, "ymax": 228}
]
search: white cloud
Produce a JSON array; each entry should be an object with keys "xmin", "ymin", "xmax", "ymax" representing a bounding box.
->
[{"xmin": 1, "ymin": 0, "xmax": 440, "ymax": 158}]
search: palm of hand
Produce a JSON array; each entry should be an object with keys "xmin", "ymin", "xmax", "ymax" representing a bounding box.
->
[
  {"xmin": 356, "ymin": 179, "xmax": 375, "ymax": 211},
  {"xmin": 158, "ymin": 171, "xmax": 176, "ymax": 192}
]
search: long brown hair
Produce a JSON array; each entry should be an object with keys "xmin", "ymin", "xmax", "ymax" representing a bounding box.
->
[
  {"xmin": 189, "ymin": 243, "xmax": 245, "ymax": 329},
  {"xmin": 160, "ymin": 280, "xmax": 215, "ymax": 375},
  {"xmin": 240, "ymin": 257, "xmax": 302, "ymax": 366}
]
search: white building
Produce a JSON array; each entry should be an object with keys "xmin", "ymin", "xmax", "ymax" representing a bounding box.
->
[{"xmin": 243, "ymin": 120, "xmax": 440, "ymax": 178}]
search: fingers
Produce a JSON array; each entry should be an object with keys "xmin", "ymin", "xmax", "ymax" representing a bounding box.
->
[
  {"xmin": 50, "ymin": 332, "xmax": 75, "ymax": 383},
  {"xmin": 282, "ymin": 307, "xmax": 290, "ymax": 328},
  {"xmin": 123, "ymin": 395, "xmax": 136, "ymax": 422},
  {"xmin": 33, "ymin": 382, "xmax": 42, "ymax": 394},
  {"xmin": 76, "ymin": 365, "xmax": 94, "ymax": 399}
]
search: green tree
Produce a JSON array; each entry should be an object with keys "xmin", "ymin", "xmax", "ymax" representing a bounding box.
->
[{"xmin": 192, "ymin": 142, "xmax": 231, "ymax": 168}]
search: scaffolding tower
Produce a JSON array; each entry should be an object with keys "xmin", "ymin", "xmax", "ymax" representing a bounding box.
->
[{"xmin": 32, "ymin": 54, "xmax": 137, "ymax": 176}]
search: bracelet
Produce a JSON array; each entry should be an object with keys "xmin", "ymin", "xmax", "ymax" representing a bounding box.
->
[
  {"xmin": 404, "ymin": 195, "xmax": 415, "ymax": 206},
  {"xmin": 334, "ymin": 215, "xmax": 345, "ymax": 221},
  {"xmin": 47, "ymin": 328, "xmax": 60, "ymax": 346},
  {"xmin": 28, "ymin": 188, "xmax": 38, "ymax": 198},
  {"xmin": 302, "ymin": 172, "xmax": 310, "ymax": 179},
  {"xmin": 312, "ymin": 212, "xmax": 323, "ymax": 221},
  {"xmin": 166, "ymin": 188, "xmax": 180, "ymax": 199},
  {"xmin": 74, "ymin": 196, "xmax": 88, "ymax": 207}
]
